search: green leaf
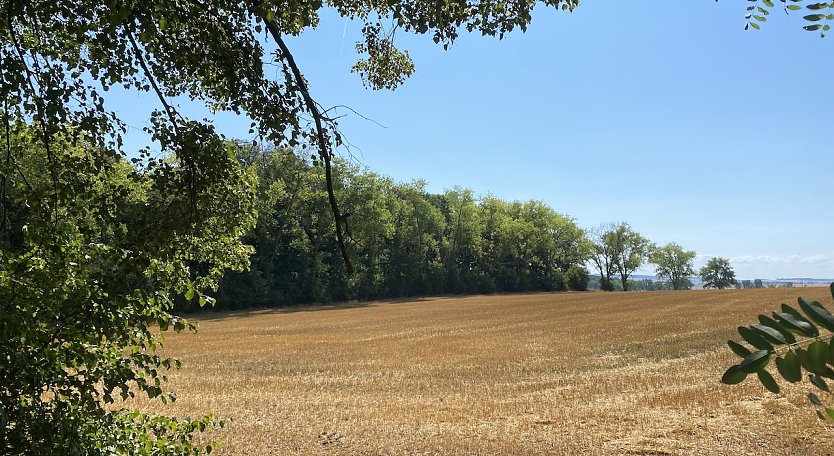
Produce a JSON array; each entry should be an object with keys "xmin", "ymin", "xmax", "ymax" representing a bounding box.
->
[
  {"xmin": 776, "ymin": 352, "xmax": 802, "ymax": 383},
  {"xmin": 798, "ymin": 297, "xmax": 834, "ymax": 332},
  {"xmin": 722, "ymin": 365, "xmax": 748, "ymax": 384},
  {"xmin": 738, "ymin": 326, "xmax": 774, "ymax": 351},
  {"xmin": 821, "ymin": 366, "xmax": 834, "ymax": 379},
  {"xmin": 811, "ymin": 374, "xmax": 830, "ymax": 392},
  {"xmin": 758, "ymin": 314, "xmax": 797, "ymax": 343},
  {"xmin": 740, "ymin": 350, "xmax": 771, "ymax": 373},
  {"xmin": 751, "ymin": 324, "xmax": 788, "ymax": 344},
  {"xmin": 749, "ymin": 21, "xmax": 761, "ymax": 29},
  {"xmin": 804, "ymin": 13, "xmax": 826, "ymax": 20},
  {"xmin": 826, "ymin": 408, "xmax": 834, "ymax": 420},
  {"xmin": 804, "ymin": 24, "xmax": 823, "ymax": 30},
  {"xmin": 808, "ymin": 340, "xmax": 829, "ymax": 373},
  {"xmin": 118, "ymin": 5, "xmax": 130, "ymax": 20},
  {"xmin": 728, "ymin": 340, "xmax": 752, "ymax": 357},
  {"xmin": 787, "ymin": 4, "xmax": 803, "ymax": 9},
  {"xmin": 828, "ymin": 338, "xmax": 834, "ymax": 365},
  {"xmin": 773, "ymin": 311, "xmax": 818, "ymax": 337},
  {"xmin": 763, "ymin": 0, "xmax": 775, "ymax": 6},
  {"xmin": 809, "ymin": 392, "xmax": 823, "ymax": 405},
  {"xmin": 796, "ymin": 348, "xmax": 819, "ymax": 374},
  {"xmin": 757, "ymin": 369, "xmax": 780, "ymax": 393},
  {"xmin": 781, "ymin": 303, "xmax": 810, "ymax": 321}
]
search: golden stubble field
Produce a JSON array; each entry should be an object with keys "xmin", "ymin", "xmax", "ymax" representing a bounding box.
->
[{"xmin": 129, "ymin": 288, "xmax": 834, "ymax": 455}]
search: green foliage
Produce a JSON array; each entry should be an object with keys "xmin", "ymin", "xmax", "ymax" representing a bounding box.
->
[
  {"xmin": 589, "ymin": 223, "xmax": 618, "ymax": 291},
  {"xmin": 595, "ymin": 223, "xmax": 651, "ymax": 292},
  {"xmin": 565, "ymin": 266, "xmax": 590, "ymax": 291},
  {"xmin": 722, "ymin": 284, "xmax": 834, "ymax": 420},
  {"xmin": 628, "ymin": 278, "xmax": 673, "ymax": 291},
  {"xmin": 649, "ymin": 243, "xmax": 696, "ymax": 290},
  {"xmin": 699, "ymin": 257, "xmax": 737, "ymax": 289},
  {"xmin": 741, "ymin": 0, "xmax": 834, "ymax": 37},
  {"xmin": 0, "ymin": 125, "xmax": 253, "ymax": 453},
  {"xmin": 352, "ymin": 23, "xmax": 415, "ymax": 90},
  {"xmin": 213, "ymin": 147, "xmax": 591, "ymax": 306}
]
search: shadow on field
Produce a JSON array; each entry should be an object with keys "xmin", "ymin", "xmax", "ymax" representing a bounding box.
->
[{"xmin": 184, "ymin": 296, "xmax": 436, "ymax": 321}]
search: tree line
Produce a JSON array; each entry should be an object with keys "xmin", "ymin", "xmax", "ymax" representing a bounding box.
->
[
  {"xmin": 576, "ymin": 221, "xmax": 739, "ymax": 293},
  {"xmin": 197, "ymin": 146, "xmax": 745, "ymax": 311},
  {"xmin": 205, "ymin": 147, "xmax": 592, "ymax": 310}
]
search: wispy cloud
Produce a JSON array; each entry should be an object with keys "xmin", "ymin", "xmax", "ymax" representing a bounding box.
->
[{"xmin": 801, "ymin": 254, "xmax": 830, "ymax": 264}]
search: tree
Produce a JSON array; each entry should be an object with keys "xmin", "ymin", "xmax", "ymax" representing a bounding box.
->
[
  {"xmin": 607, "ymin": 223, "xmax": 652, "ymax": 291},
  {"xmin": 649, "ymin": 243, "xmax": 696, "ymax": 290},
  {"xmin": 700, "ymin": 257, "xmax": 737, "ymax": 289},
  {"xmin": 0, "ymin": 125, "xmax": 254, "ymax": 453},
  {"xmin": 589, "ymin": 223, "xmax": 618, "ymax": 291}
]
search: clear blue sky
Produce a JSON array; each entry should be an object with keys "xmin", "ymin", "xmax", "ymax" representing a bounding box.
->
[{"xmin": 112, "ymin": 1, "xmax": 834, "ymax": 280}]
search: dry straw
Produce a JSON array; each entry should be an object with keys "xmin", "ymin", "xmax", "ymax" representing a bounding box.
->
[{"xmin": 126, "ymin": 288, "xmax": 834, "ymax": 455}]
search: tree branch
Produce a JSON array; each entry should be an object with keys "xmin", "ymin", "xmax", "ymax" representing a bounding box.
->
[
  {"xmin": 125, "ymin": 31, "xmax": 182, "ymax": 138},
  {"xmin": 126, "ymin": 30, "xmax": 198, "ymax": 221},
  {"xmin": 261, "ymin": 17, "xmax": 353, "ymax": 274}
]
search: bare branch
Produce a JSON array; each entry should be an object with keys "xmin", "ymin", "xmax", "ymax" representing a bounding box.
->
[{"xmin": 321, "ymin": 104, "xmax": 388, "ymax": 129}]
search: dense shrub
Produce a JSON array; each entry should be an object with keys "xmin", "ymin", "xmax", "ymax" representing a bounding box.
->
[{"xmin": 566, "ymin": 266, "xmax": 590, "ymax": 291}]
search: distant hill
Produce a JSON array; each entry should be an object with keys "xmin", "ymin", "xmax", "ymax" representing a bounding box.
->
[
  {"xmin": 619, "ymin": 274, "xmax": 703, "ymax": 284},
  {"xmin": 775, "ymin": 278, "xmax": 833, "ymax": 285},
  {"xmin": 607, "ymin": 275, "xmax": 833, "ymax": 285}
]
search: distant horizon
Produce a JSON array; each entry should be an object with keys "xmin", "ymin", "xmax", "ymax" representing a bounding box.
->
[{"xmin": 600, "ymin": 273, "xmax": 833, "ymax": 284}]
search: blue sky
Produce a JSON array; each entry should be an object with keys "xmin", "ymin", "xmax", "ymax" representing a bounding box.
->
[{"xmin": 112, "ymin": 1, "xmax": 834, "ymax": 280}]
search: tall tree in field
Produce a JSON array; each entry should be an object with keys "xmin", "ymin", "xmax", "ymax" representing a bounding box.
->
[
  {"xmin": 589, "ymin": 223, "xmax": 619, "ymax": 291},
  {"xmin": 608, "ymin": 223, "xmax": 652, "ymax": 291},
  {"xmin": 700, "ymin": 257, "xmax": 737, "ymax": 289},
  {"xmin": 650, "ymin": 243, "xmax": 696, "ymax": 290}
]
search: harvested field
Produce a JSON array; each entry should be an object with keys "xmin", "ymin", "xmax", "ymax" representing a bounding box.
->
[{"xmin": 129, "ymin": 288, "xmax": 834, "ymax": 455}]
